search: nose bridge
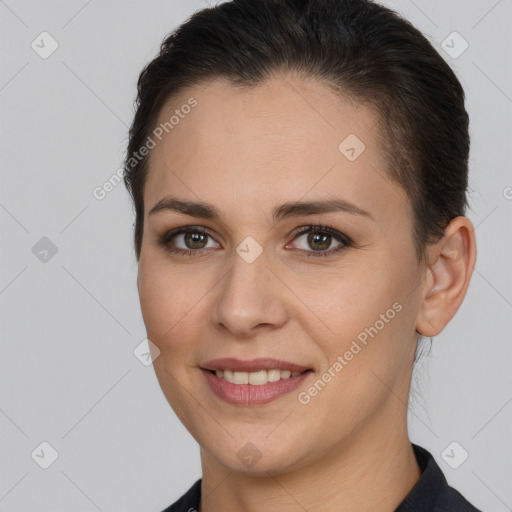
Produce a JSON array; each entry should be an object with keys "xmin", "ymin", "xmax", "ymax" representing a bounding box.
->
[
  {"xmin": 211, "ymin": 240, "xmax": 288, "ymax": 335},
  {"xmin": 227, "ymin": 248, "xmax": 269, "ymax": 296}
]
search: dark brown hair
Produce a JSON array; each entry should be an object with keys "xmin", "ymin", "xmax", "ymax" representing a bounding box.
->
[{"xmin": 123, "ymin": 0, "xmax": 470, "ymax": 262}]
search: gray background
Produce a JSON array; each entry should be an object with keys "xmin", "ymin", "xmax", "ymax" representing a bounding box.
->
[{"xmin": 1, "ymin": 0, "xmax": 511, "ymax": 511}]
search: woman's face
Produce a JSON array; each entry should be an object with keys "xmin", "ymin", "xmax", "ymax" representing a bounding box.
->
[{"xmin": 138, "ymin": 75, "xmax": 427, "ymax": 474}]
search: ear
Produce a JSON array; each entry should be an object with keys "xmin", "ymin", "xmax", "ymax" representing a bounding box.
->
[{"xmin": 415, "ymin": 216, "xmax": 477, "ymax": 337}]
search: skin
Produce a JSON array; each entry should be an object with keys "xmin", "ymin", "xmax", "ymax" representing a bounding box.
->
[{"xmin": 136, "ymin": 74, "xmax": 476, "ymax": 512}]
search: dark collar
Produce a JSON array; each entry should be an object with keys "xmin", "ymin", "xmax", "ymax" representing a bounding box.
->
[
  {"xmin": 395, "ymin": 443, "xmax": 445, "ymax": 510},
  {"xmin": 396, "ymin": 444, "xmax": 481, "ymax": 511},
  {"xmin": 161, "ymin": 444, "xmax": 481, "ymax": 511}
]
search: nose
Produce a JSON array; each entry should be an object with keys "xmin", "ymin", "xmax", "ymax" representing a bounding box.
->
[{"xmin": 210, "ymin": 246, "xmax": 289, "ymax": 338}]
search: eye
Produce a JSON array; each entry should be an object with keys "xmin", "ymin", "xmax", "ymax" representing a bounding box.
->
[
  {"xmin": 158, "ymin": 224, "xmax": 352, "ymax": 258},
  {"xmin": 288, "ymin": 225, "xmax": 352, "ymax": 257},
  {"xmin": 158, "ymin": 226, "xmax": 220, "ymax": 257}
]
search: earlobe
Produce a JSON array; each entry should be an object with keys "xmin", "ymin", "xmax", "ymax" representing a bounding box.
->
[{"xmin": 415, "ymin": 217, "xmax": 477, "ymax": 337}]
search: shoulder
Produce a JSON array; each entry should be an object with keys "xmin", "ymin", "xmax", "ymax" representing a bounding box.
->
[
  {"xmin": 433, "ymin": 484, "xmax": 483, "ymax": 512},
  {"xmin": 396, "ymin": 444, "xmax": 483, "ymax": 512},
  {"xmin": 160, "ymin": 478, "xmax": 201, "ymax": 512}
]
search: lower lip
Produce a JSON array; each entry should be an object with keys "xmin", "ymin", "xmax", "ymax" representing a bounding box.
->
[{"xmin": 201, "ymin": 369, "xmax": 312, "ymax": 406}]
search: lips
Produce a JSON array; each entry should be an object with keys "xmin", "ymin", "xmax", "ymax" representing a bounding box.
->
[
  {"xmin": 201, "ymin": 367, "xmax": 313, "ymax": 405},
  {"xmin": 200, "ymin": 357, "xmax": 314, "ymax": 405},
  {"xmin": 200, "ymin": 357, "xmax": 311, "ymax": 373}
]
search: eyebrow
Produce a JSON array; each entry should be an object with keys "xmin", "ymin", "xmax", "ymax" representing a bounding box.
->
[{"xmin": 148, "ymin": 196, "xmax": 374, "ymax": 223}]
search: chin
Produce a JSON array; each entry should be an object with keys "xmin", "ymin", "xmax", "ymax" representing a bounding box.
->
[
  {"xmin": 218, "ymin": 452, "xmax": 296, "ymax": 476},
  {"xmin": 200, "ymin": 433, "xmax": 311, "ymax": 476}
]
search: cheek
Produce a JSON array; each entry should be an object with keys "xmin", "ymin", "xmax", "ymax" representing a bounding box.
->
[
  {"xmin": 306, "ymin": 255, "xmax": 417, "ymax": 374},
  {"xmin": 303, "ymin": 267, "xmax": 393, "ymax": 334},
  {"xmin": 137, "ymin": 260, "xmax": 198, "ymax": 346},
  {"xmin": 305, "ymin": 300, "xmax": 414, "ymax": 430}
]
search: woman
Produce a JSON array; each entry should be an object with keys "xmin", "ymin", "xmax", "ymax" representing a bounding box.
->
[{"xmin": 123, "ymin": 0, "xmax": 481, "ymax": 510}]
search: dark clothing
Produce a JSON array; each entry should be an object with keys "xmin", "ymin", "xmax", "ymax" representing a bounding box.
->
[{"xmin": 161, "ymin": 444, "xmax": 482, "ymax": 511}]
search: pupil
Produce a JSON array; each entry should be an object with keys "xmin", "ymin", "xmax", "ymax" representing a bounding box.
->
[
  {"xmin": 309, "ymin": 233, "xmax": 330, "ymax": 251},
  {"xmin": 186, "ymin": 232, "xmax": 206, "ymax": 249}
]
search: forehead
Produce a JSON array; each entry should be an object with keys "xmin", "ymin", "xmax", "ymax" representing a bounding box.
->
[{"xmin": 144, "ymin": 75, "xmax": 408, "ymax": 223}]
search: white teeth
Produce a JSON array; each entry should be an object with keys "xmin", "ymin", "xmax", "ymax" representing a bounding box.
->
[
  {"xmin": 213, "ymin": 369, "xmax": 303, "ymax": 385},
  {"xmin": 248, "ymin": 370, "xmax": 266, "ymax": 385},
  {"xmin": 233, "ymin": 371, "xmax": 249, "ymax": 384},
  {"xmin": 267, "ymin": 369, "xmax": 281, "ymax": 382},
  {"xmin": 223, "ymin": 370, "xmax": 234, "ymax": 383}
]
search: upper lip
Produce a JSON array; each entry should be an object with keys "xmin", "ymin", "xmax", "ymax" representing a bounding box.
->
[{"xmin": 201, "ymin": 358, "xmax": 311, "ymax": 373}]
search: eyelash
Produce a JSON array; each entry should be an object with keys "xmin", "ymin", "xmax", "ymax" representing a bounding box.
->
[{"xmin": 157, "ymin": 224, "xmax": 353, "ymax": 258}]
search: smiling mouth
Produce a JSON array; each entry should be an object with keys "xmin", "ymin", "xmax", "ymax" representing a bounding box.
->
[{"xmin": 206, "ymin": 368, "xmax": 312, "ymax": 385}]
